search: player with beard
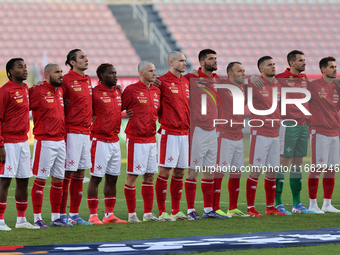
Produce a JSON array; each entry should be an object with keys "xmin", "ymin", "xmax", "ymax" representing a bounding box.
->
[
  {"xmin": 155, "ymin": 51, "xmax": 191, "ymax": 221},
  {"xmin": 246, "ymin": 56, "xmax": 286, "ymax": 217},
  {"xmin": 0, "ymin": 58, "xmax": 39, "ymax": 231},
  {"xmin": 30, "ymin": 64, "xmax": 72, "ymax": 228},
  {"xmin": 213, "ymin": 62, "xmax": 249, "ymax": 217},
  {"xmin": 87, "ymin": 64, "xmax": 126, "ymax": 224},
  {"xmin": 274, "ymin": 50, "xmax": 314, "ymax": 215},
  {"xmin": 60, "ymin": 49, "xmax": 92, "ymax": 225},
  {"xmin": 308, "ymin": 57, "xmax": 340, "ymax": 214},
  {"xmin": 184, "ymin": 49, "xmax": 228, "ymax": 219}
]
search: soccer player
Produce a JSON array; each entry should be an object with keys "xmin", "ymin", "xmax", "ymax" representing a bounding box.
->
[
  {"xmin": 61, "ymin": 49, "xmax": 92, "ymax": 225},
  {"xmin": 87, "ymin": 63, "xmax": 126, "ymax": 224},
  {"xmin": 275, "ymin": 50, "xmax": 314, "ymax": 214},
  {"xmin": 122, "ymin": 61, "xmax": 161, "ymax": 223},
  {"xmin": 246, "ymin": 56, "xmax": 286, "ymax": 217},
  {"xmin": 214, "ymin": 62, "xmax": 249, "ymax": 217},
  {"xmin": 156, "ymin": 51, "xmax": 191, "ymax": 221},
  {"xmin": 184, "ymin": 49, "xmax": 228, "ymax": 219},
  {"xmin": 308, "ymin": 56, "xmax": 340, "ymax": 213},
  {"xmin": 30, "ymin": 64, "xmax": 72, "ymax": 228},
  {"xmin": 0, "ymin": 58, "xmax": 39, "ymax": 231}
]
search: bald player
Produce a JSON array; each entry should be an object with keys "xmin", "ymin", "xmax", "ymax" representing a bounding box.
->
[
  {"xmin": 156, "ymin": 51, "xmax": 191, "ymax": 221},
  {"xmin": 122, "ymin": 61, "xmax": 161, "ymax": 223},
  {"xmin": 30, "ymin": 64, "xmax": 72, "ymax": 228}
]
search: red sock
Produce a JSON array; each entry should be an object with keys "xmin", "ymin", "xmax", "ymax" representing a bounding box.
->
[
  {"xmin": 170, "ymin": 176, "xmax": 183, "ymax": 215},
  {"xmin": 104, "ymin": 196, "xmax": 116, "ymax": 214},
  {"xmin": 124, "ymin": 184, "xmax": 136, "ymax": 213},
  {"xmin": 265, "ymin": 177, "xmax": 276, "ymax": 207},
  {"xmin": 185, "ymin": 178, "xmax": 196, "ymax": 210},
  {"xmin": 156, "ymin": 176, "xmax": 168, "ymax": 215},
  {"xmin": 228, "ymin": 172, "xmax": 241, "ymax": 210},
  {"xmin": 69, "ymin": 176, "xmax": 84, "ymax": 214},
  {"xmin": 0, "ymin": 202, "xmax": 6, "ymax": 220},
  {"xmin": 50, "ymin": 182, "xmax": 63, "ymax": 214},
  {"xmin": 212, "ymin": 172, "xmax": 224, "ymax": 211},
  {"xmin": 246, "ymin": 176, "xmax": 258, "ymax": 207},
  {"xmin": 323, "ymin": 169, "xmax": 335, "ymax": 199},
  {"xmin": 31, "ymin": 179, "xmax": 45, "ymax": 214},
  {"xmin": 16, "ymin": 200, "xmax": 28, "ymax": 217},
  {"xmin": 87, "ymin": 196, "xmax": 98, "ymax": 215},
  {"xmin": 308, "ymin": 172, "xmax": 320, "ymax": 199},
  {"xmin": 142, "ymin": 182, "xmax": 154, "ymax": 214},
  {"xmin": 201, "ymin": 179, "xmax": 214, "ymax": 208},
  {"xmin": 60, "ymin": 177, "xmax": 71, "ymax": 214}
]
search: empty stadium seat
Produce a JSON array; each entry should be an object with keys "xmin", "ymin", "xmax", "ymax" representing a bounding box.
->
[
  {"xmin": 156, "ymin": 3, "xmax": 340, "ymax": 75},
  {"xmin": 0, "ymin": 2, "xmax": 140, "ymax": 77}
]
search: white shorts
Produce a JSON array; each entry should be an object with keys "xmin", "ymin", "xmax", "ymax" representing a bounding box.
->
[
  {"xmin": 32, "ymin": 139, "xmax": 66, "ymax": 180},
  {"xmin": 65, "ymin": 133, "xmax": 91, "ymax": 171},
  {"xmin": 158, "ymin": 131, "xmax": 189, "ymax": 169},
  {"xmin": 218, "ymin": 137, "xmax": 244, "ymax": 170},
  {"xmin": 126, "ymin": 138, "xmax": 158, "ymax": 175},
  {"xmin": 90, "ymin": 139, "xmax": 121, "ymax": 177},
  {"xmin": 0, "ymin": 141, "xmax": 32, "ymax": 179},
  {"xmin": 190, "ymin": 126, "xmax": 217, "ymax": 169},
  {"xmin": 310, "ymin": 130, "xmax": 339, "ymax": 168},
  {"xmin": 249, "ymin": 130, "xmax": 280, "ymax": 169}
]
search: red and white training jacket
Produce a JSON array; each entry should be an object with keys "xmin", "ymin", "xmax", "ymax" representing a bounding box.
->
[{"xmin": 29, "ymin": 81, "xmax": 65, "ymax": 141}]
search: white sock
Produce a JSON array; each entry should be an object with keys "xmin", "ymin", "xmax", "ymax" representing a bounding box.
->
[
  {"xmin": 309, "ymin": 198, "xmax": 318, "ymax": 208},
  {"xmin": 128, "ymin": 212, "xmax": 137, "ymax": 218},
  {"xmin": 34, "ymin": 213, "xmax": 42, "ymax": 222},
  {"xmin": 51, "ymin": 213, "xmax": 59, "ymax": 222},
  {"xmin": 187, "ymin": 208, "xmax": 195, "ymax": 214},
  {"xmin": 17, "ymin": 217, "xmax": 26, "ymax": 224},
  {"xmin": 204, "ymin": 207, "xmax": 213, "ymax": 214},
  {"xmin": 143, "ymin": 212, "xmax": 152, "ymax": 217},
  {"xmin": 69, "ymin": 213, "xmax": 78, "ymax": 217},
  {"xmin": 323, "ymin": 198, "xmax": 331, "ymax": 207},
  {"xmin": 105, "ymin": 213, "xmax": 113, "ymax": 218},
  {"xmin": 89, "ymin": 214, "xmax": 97, "ymax": 218},
  {"xmin": 0, "ymin": 219, "xmax": 4, "ymax": 224},
  {"xmin": 60, "ymin": 213, "xmax": 66, "ymax": 218}
]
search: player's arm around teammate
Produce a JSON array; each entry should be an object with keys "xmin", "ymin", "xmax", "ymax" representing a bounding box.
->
[
  {"xmin": 30, "ymin": 64, "xmax": 72, "ymax": 228},
  {"xmin": 122, "ymin": 61, "xmax": 161, "ymax": 223},
  {"xmin": 86, "ymin": 64, "xmax": 126, "ymax": 225}
]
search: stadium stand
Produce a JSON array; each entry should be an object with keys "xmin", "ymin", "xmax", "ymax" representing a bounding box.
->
[
  {"xmin": 155, "ymin": 3, "xmax": 340, "ymax": 76},
  {"xmin": 0, "ymin": 2, "xmax": 141, "ymax": 76}
]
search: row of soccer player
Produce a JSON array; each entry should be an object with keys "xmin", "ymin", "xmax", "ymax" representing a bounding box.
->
[{"xmin": 0, "ymin": 49, "xmax": 339, "ymax": 231}]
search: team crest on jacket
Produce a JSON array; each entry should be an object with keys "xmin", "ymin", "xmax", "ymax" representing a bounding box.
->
[
  {"xmin": 103, "ymin": 92, "xmax": 107, "ymax": 97},
  {"xmin": 140, "ymin": 92, "xmax": 144, "ymax": 96},
  {"xmin": 15, "ymin": 91, "xmax": 19, "ymax": 96},
  {"xmin": 47, "ymin": 91, "xmax": 51, "ymax": 96},
  {"xmin": 319, "ymin": 88, "xmax": 327, "ymax": 98},
  {"xmin": 154, "ymin": 93, "xmax": 158, "ymax": 98}
]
